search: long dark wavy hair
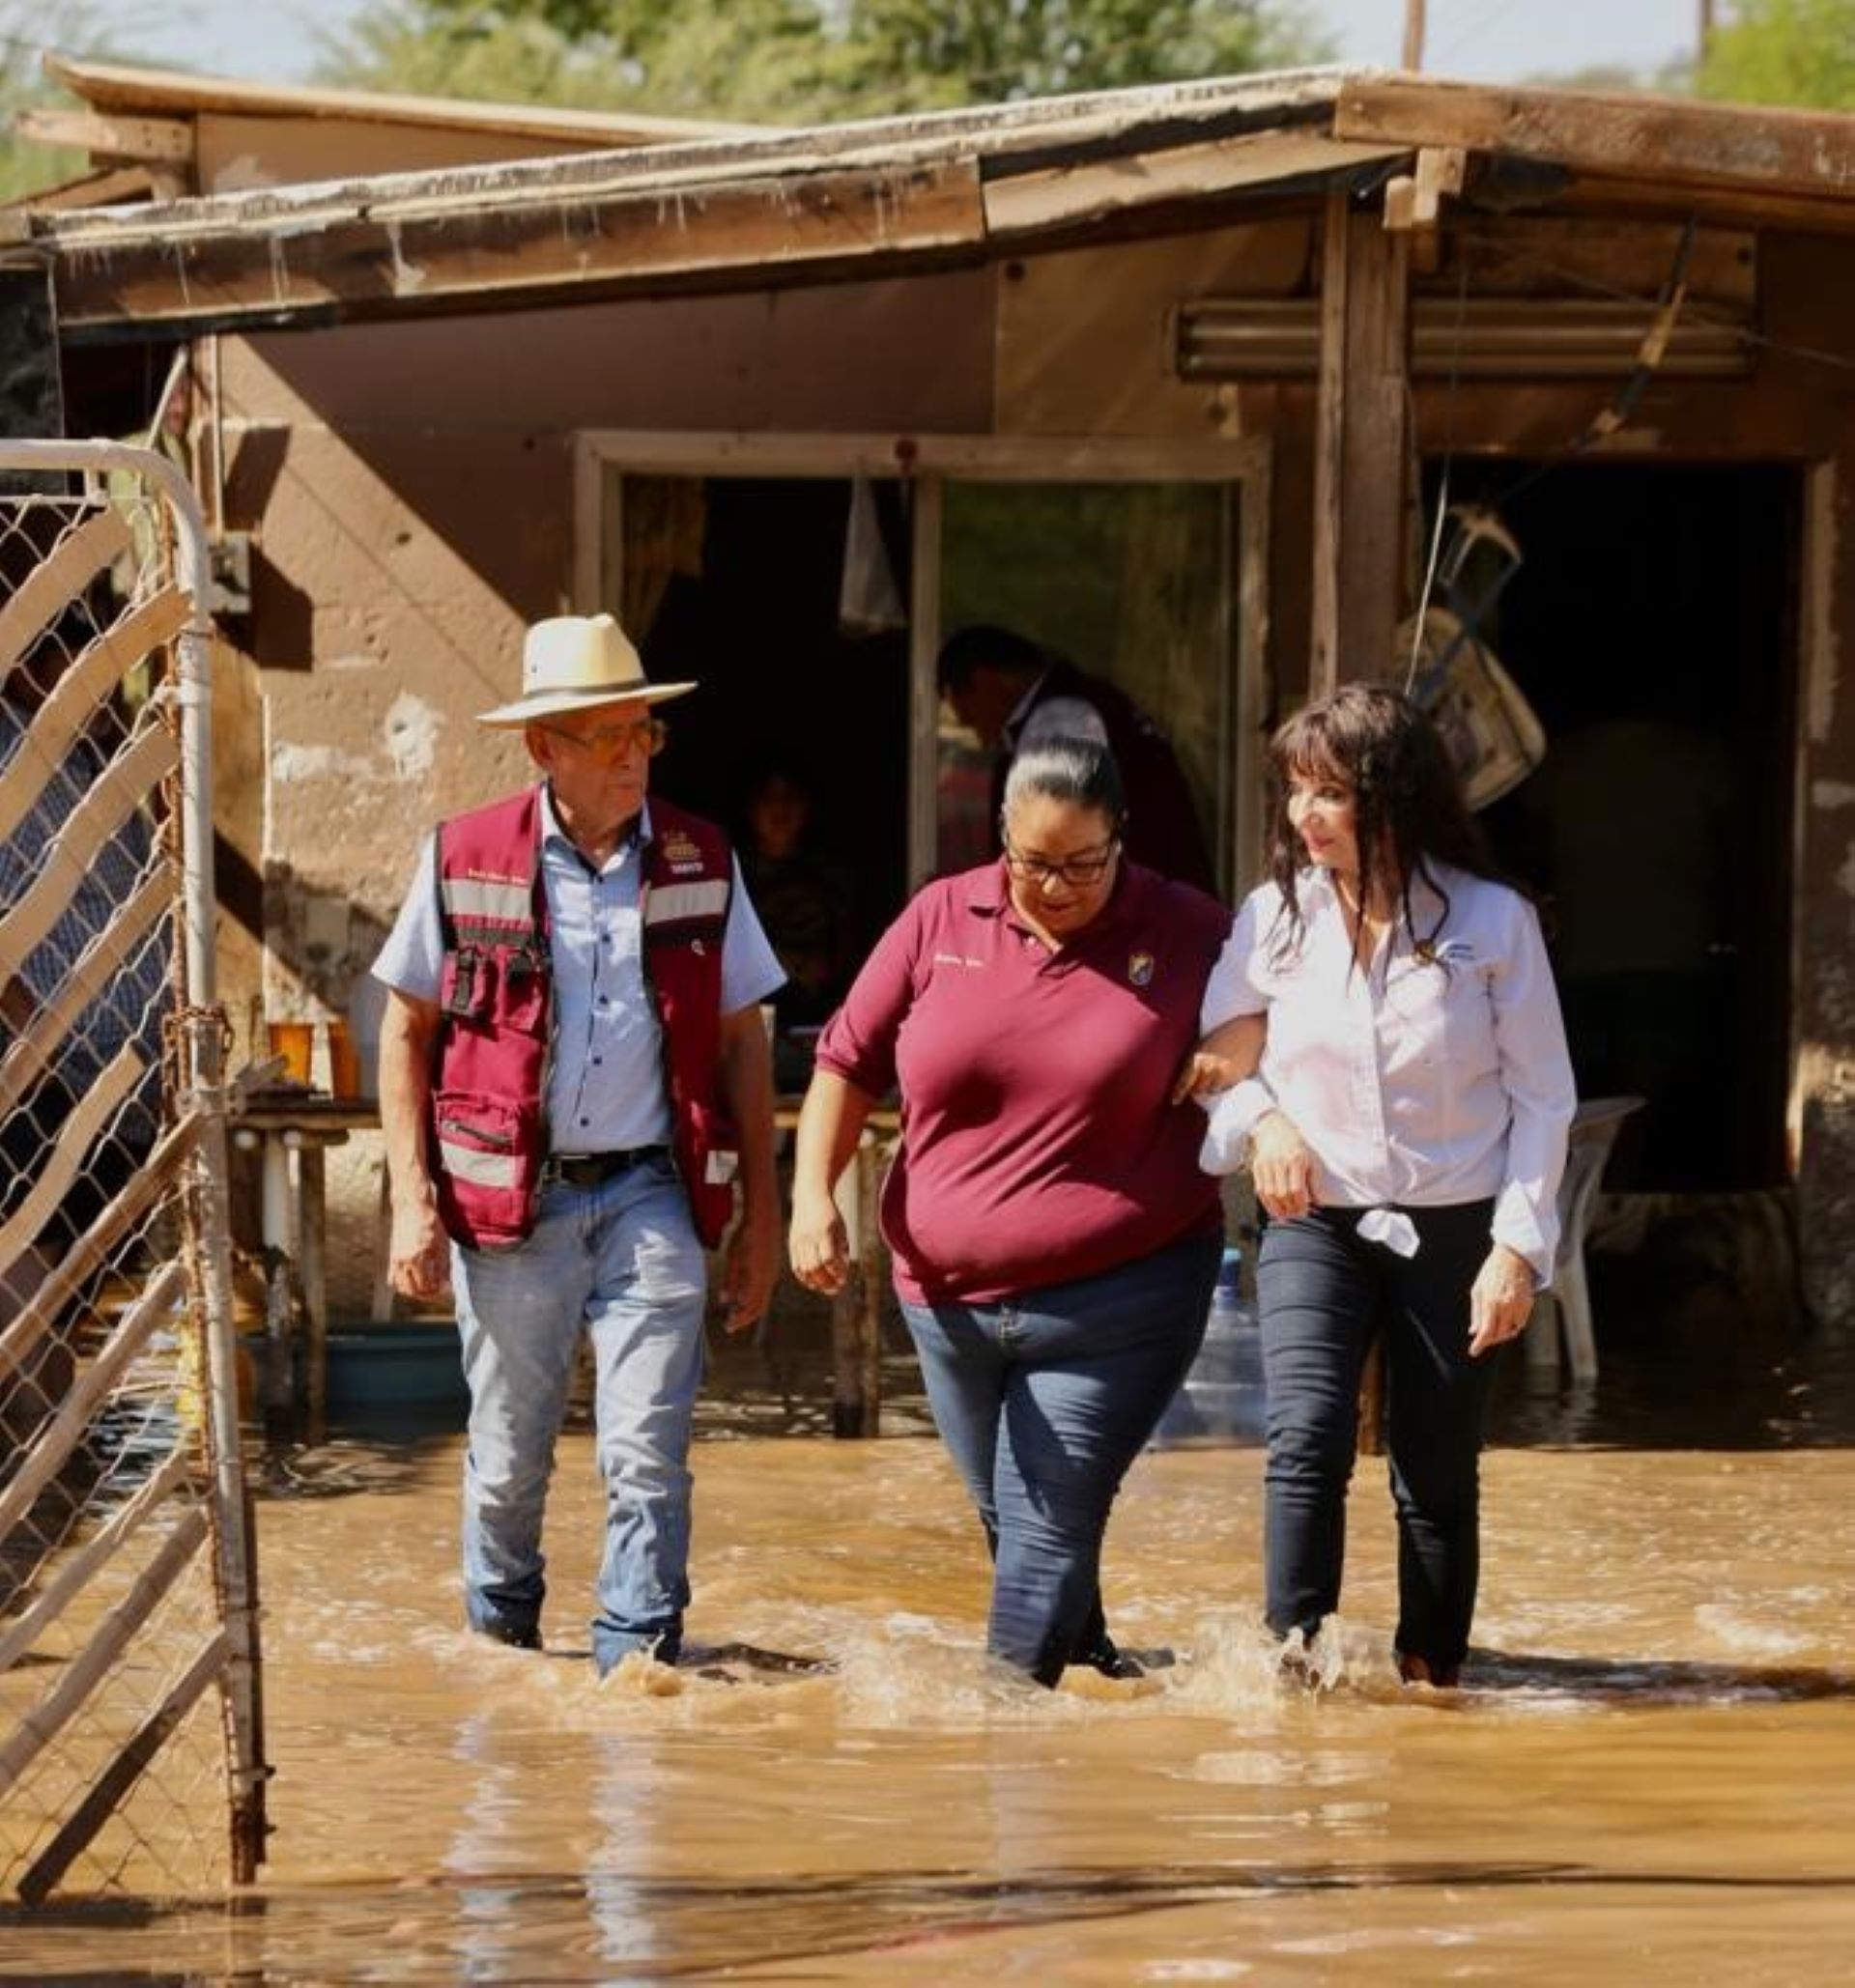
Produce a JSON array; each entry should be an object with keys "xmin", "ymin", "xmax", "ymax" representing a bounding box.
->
[{"xmin": 1264, "ymin": 683, "xmax": 1502, "ymax": 968}]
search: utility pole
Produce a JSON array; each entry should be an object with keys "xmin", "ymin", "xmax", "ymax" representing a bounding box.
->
[
  {"xmin": 1698, "ymin": 0, "xmax": 1717, "ymax": 60},
  {"xmin": 1403, "ymin": 0, "xmax": 1426, "ymax": 71}
]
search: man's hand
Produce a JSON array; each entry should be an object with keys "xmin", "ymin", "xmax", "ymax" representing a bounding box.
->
[
  {"xmin": 721, "ymin": 1205, "xmax": 780, "ymax": 1333},
  {"xmin": 788, "ymin": 1186, "xmax": 850, "ymax": 1296},
  {"xmin": 1251, "ymin": 1110, "xmax": 1320, "ymax": 1221},
  {"xmin": 389, "ymin": 1193, "xmax": 450, "ymax": 1300},
  {"xmin": 1468, "ymin": 1242, "xmax": 1536, "ymax": 1358}
]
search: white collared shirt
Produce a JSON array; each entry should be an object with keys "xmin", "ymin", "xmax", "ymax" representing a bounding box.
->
[
  {"xmin": 374, "ymin": 792, "xmax": 783, "ymax": 1152},
  {"xmin": 1198, "ymin": 865, "xmax": 1576, "ymax": 1284}
]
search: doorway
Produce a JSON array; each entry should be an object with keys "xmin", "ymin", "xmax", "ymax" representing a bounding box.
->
[
  {"xmin": 575, "ymin": 434, "xmax": 1271, "ymax": 1040},
  {"xmin": 1449, "ymin": 459, "xmax": 1798, "ymax": 1192}
]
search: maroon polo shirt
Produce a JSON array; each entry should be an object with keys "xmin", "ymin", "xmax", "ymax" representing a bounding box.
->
[{"xmin": 815, "ymin": 859, "xmax": 1229, "ymax": 1305}]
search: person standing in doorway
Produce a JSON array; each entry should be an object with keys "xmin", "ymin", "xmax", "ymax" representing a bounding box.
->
[
  {"xmin": 937, "ymin": 625, "xmax": 1217, "ymax": 893},
  {"xmin": 375, "ymin": 613, "xmax": 784, "ymax": 1673},
  {"xmin": 1192, "ymin": 684, "xmax": 1575, "ymax": 1688}
]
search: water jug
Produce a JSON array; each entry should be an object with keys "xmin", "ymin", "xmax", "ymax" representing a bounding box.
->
[{"xmin": 1151, "ymin": 1245, "xmax": 1265, "ymax": 1447}]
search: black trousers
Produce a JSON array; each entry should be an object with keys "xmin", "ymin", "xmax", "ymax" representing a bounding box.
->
[{"xmin": 1256, "ymin": 1201, "xmax": 1498, "ymax": 1672}]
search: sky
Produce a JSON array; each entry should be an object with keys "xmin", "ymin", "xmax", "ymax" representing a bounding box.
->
[{"xmin": 34, "ymin": 0, "xmax": 1705, "ymax": 90}]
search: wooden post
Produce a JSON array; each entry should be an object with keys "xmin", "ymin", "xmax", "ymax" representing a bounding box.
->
[
  {"xmin": 1310, "ymin": 185, "xmax": 1413, "ymax": 700},
  {"xmin": 1402, "ymin": 0, "xmax": 1426, "ymax": 71},
  {"xmin": 1311, "ymin": 183, "xmax": 1412, "ymax": 1456}
]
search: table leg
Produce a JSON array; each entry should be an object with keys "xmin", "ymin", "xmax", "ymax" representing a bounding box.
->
[
  {"xmin": 829, "ymin": 1131, "xmax": 882, "ymax": 1438},
  {"xmin": 259, "ymin": 1136, "xmax": 295, "ymax": 1427},
  {"xmin": 298, "ymin": 1143, "xmax": 328, "ymax": 1443},
  {"xmin": 857, "ymin": 1139, "xmax": 882, "ymax": 1436}
]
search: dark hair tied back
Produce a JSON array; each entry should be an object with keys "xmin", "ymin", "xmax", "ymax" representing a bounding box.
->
[{"xmin": 1002, "ymin": 735, "xmax": 1127, "ymax": 837}]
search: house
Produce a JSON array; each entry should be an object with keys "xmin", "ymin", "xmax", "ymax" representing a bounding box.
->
[{"xmin": 6, "ymin": 55, "xmax": 1854, "ymax": 1335}]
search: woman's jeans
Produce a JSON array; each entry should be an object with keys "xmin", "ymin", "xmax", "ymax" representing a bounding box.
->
[
  {"xmin": 1256, "ymin": 1201, "xmax": 1498, "ymax": 1674},
  {"xmin": 900, "ymin": 1230, "xmax": 1221, "ymax": 1687},
  {"xmin": 451, "ymin": 1155, "xmax": 707, "ymax": 1674}
]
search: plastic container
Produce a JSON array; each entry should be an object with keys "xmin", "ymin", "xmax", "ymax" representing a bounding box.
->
[{"xmin": 1151, "ymin": 1246, "xmax": 1266, "ymax": 1447}]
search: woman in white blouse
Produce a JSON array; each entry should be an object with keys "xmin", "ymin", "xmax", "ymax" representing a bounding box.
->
[{"xmin": 1193, "ymin": 684, "xmax": 1575, "ymax": 1688}]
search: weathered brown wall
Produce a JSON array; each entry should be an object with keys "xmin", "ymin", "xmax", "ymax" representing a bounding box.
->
[
  {"xmin": 211, "ymin": 269, "xmax": 994, "ymax": 1041},
  {"xmin": 1763, "ymin": 236, "xmax": 1855, "ymax": 1332}
]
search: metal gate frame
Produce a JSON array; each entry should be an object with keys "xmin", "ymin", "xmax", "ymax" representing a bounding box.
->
[{"xmin": 0, "ymin": 437, "xmax": 266, "ymax": 1894}]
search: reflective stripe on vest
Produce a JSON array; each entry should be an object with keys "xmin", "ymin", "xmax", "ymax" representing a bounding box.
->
[
  {"xmin": 441, "ymin": 874, "xmax": 533, "ymax": 927},
  {"xmin": 438, "ymin": 1141, "xmax": 523, "ymax": 1188},
  {"xmin": 642, "ymin": 879, "xmax": 731, "ymax": 927}
]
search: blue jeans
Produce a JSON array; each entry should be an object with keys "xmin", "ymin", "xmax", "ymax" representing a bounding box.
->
[
  {"xmin": 900, "ymin": 1230, "xmax": 1221, "ymax": 1686},
  {"xmin": 1256, "ymin": 1202, "xmax": 1497, "ymax": 1674},
  {"xmin": 451, "ymin": 1154, "xmax": 707, "ymax": 1673}
]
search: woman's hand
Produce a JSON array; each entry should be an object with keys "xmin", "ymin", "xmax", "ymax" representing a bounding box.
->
[
  {"xmin": 788, "ymin": 1185, "xmax": 851, "ymax": 1295},
  {"xmin": 1468, "ymin": 1242, "xmax": 1536, "ymax": 1357},
  {"xmin": 1171, "ymin": 1013, "xmax": 1266, "ymax": 1103},
  {"xmin": 1250, "ymin": 1110, "xmax": 1320, "ymax": 1221},
  {"xmin": 1171, "ymin": 1046, "xmax": 1238, "ymax": 1102}
]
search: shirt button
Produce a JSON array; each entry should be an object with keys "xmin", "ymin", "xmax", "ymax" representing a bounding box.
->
[
  {"xmin": 592, "ymin": 1057, "xmax": 603, "ymax": 1066},
  {"xmin": 579, "ymin": 1117, "xmax": 589, "ymax": 1127}
]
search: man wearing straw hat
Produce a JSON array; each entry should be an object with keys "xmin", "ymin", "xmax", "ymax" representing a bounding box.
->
[{"xmin": 374, "ymin": 612, "xmax": 784, "ymax": 1675}]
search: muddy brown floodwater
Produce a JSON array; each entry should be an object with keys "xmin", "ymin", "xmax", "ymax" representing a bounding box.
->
[{"xmin": 2, "ymin": 1333, "xmax": 1853, "ymax": 1982}]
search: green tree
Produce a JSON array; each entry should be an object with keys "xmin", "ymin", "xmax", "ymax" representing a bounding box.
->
[
  {"xmin": 1697, "ymin": 0, "xmax": 1855, "ymax": 109},
  {"xmin": 321, "ymin": 0, "xmax": 1331, "ymax": 124},
  {"xmin": 831, "ymin": 0, "xmax": 1331, "ymax": 116},
  {"xmin": 320, "ymin": 0, "xmax": 835, "ymax": 122},
  {"xmin": 2, "ymin": 3, "xmax": 145, "ymax": 204}
]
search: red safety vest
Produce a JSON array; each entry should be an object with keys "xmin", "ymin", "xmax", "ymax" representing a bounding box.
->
[{"xmin": 431, "ymin": 787, "xmax": 739, "ymax": 1251}]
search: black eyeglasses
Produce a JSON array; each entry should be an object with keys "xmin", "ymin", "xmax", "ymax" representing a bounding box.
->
[
  {"xmin": 1002, "ymin": 837, "xmax": 1121, "ymax": 888},
  {"xmin": 533, "ymin": 716, "xmax": 669, "ymax": 758}
]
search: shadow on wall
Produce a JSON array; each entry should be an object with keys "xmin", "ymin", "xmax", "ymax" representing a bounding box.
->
[{"xmin": 261, "ymin": 861, "xmax": 391, "ymax": 1044}]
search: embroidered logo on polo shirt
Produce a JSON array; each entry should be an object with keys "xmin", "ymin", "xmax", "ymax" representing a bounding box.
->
[
  {"xmin": 660, "ymin": 831, "xmax": 706, "ymax": 875},
  {"xmin": 931, "ymin": 951, "xmax": 986, "ymax": 968},
  {"xmin": 1127, "ymin": 951, "xmax": 1155, "ymax": 987}
]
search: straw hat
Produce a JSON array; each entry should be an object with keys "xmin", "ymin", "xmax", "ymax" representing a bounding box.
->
[{"xmin": 475, "ymin": 613, "xmax": 696, "ymax": 727}]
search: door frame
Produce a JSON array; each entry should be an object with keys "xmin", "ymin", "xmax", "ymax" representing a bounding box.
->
[{"xmin": 572, "ymin": 430, "xmax": 1272, "ymax": 892}]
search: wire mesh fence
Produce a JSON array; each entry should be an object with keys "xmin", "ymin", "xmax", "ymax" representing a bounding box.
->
[{"xmin": 0, "ymin": 444, "xmax": 264, "ymax": 1903}]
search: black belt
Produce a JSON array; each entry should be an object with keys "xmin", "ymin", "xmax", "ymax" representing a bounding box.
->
[{"xmin": 543, "ymin": 1147, "xmax": 668, "ymax": 1188}]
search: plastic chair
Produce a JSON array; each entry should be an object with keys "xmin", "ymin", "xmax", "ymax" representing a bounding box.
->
[{"xmin": 1527, "ymin": 1095, "xmax": 1643, "ymax": 1383}]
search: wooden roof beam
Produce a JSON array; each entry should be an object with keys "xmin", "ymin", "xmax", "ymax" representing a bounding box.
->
[
  {"xmin": 1336, "ymin": 76, "xmax": 1855, "ymax": 205},
  {"xmin": 14, "ymin": 107, "xmax": 192, "ymax": 166}
]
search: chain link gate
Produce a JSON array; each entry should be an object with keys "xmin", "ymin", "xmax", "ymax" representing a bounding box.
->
[{"xmin": 0, "ymin": 439, "xmax": 266, "ymax": 1901}]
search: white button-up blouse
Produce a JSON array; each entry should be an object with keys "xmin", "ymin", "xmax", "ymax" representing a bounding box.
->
[{"xmin": 1198, "ymin": 864, "xmax": 1576, "ymax": 1285}]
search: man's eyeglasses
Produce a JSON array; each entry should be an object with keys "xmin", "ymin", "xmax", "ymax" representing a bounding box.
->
[
  {"xmin": 1002, "ymin": 838, "xmax": 1120, "ymax": 888},
  {"xmin": 534, "ymin": 716, "xmax": 669, "ymax": 758}
]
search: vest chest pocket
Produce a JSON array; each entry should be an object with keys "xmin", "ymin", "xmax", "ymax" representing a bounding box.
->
[{"xmin": 442, "ymin": 943, "xmax": 550, "ymax": 1037}]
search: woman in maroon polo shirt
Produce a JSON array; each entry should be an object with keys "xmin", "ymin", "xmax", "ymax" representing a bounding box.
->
[{"xmin": 789, "ymin": 739, "xmax": 1230, "ymax": 1687}]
